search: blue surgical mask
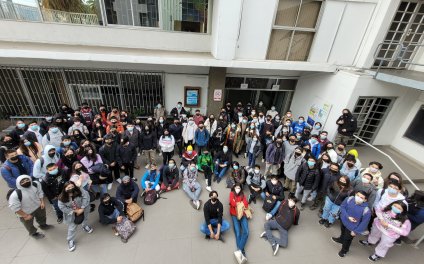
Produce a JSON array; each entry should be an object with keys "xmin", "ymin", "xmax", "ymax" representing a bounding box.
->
[
  {"xmin": 233, "ymin": 165, "xmax": 239, "ymax": 170},
  {"xmin": 24, "ymin": 141, "xmax": 31, "ymax": 147},
  {"xmin": 63, "ymin": 141, "xmax": 71, "ymax": 146},
  {"xmin": 310, "ymin": 139, "xmax": 317, "ymax": 144},
  {"xmin": 17, "ymin": 123, "xmax": 25, "ymax": 129},
  {"xmin": 387, "ymin": 187, "xmax": 398, "ymax": 195},
  {"xmin": 127, "ymin": 126, "xmax": 134, "ymax": 131},
  {"xmin": 51, "ymin": 127, "xmax": 59, "ymax": 133},
  {"xmin": 315, "ymin": 125, "xmax": 321, "ymax": 129},
  {"xmin": 307, "ymin": 161, "xmax": 315, "ymax": 167},
  {"xmin": 49, "ymin": 168, "xmax": 59, "ymax": 175},
  {"xmin": 391, "ymin": 205, "xmax": 402, "ymax": 215},
  {"xmin": 299, "ymin": 120, "xmax": 304, "ymax": 124},
  {"xmin": 190, "ymin": 166, "xmax": 196, "ymax": 172},
  {"xmin": 168, "ymin": 163, "xmax": 175, "ymax": 168},
  {"xmin": 30, "ymin": 125, "xmax": 39, "ymax": 131}
]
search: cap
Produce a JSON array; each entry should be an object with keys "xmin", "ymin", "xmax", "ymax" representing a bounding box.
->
[{"xmin": 187, "ymin": 145, "xmax": 193, "ymax": 151}]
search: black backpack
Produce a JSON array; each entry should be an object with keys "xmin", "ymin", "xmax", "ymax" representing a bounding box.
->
[{"xmin": 6, "ymin": 181, "xmax": 38, "ymax": 202}]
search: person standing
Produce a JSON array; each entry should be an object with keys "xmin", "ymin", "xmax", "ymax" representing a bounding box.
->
[
  {"xmin": 8, "ymin": 175, "xmax": 53, "ymax": 239},
  {"xmin": 194, "ymin": 122, "xmax": 210, "ymax": 154},
  {"xmin": 1, "ymin": 149, "xmax": 34, "ymax": 188},
  {"xmin": 140, "ymin": 124, "xmax": 157, "ymax": 169},
  {"xmin": 183, "ymin": 117, "xmax": 197, "ymax": 148},
  {"xmin": 264, "ymin": 138, "xmax": 285, "ymax": 178},
  {"xmin": 170, "ymin": 102, "xmax": 187, "ymax": 119},
  {"xmin": 335, "ymin": 109, "xmax": 357, "ymax": 144},
  {"xmin": 99, "ymin": 135, "xmax": 121, "ymax": 183},
  {"xmin": 200, "ymin": 191, "xmax": 230, "ymax": 241},
  {"xmin": 169, "ymin": 118, "xmax": 184, "ymax": 158},
  {"xmin": 154, "ymin": 102, "xmax": 166, "ymax": 121},
  {"xmin": 294, "ymin": 157, "xmax": 320, "ymax": 210},
  {"xmin": 159, "ymin": 128, "xmax": 175, "ymax": 165},
  {"xmin": 117, "ymin": 136, "xmax": 138, "ymax": 181}
]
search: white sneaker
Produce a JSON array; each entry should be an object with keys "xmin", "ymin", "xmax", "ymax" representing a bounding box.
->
[
  {"xmin": 234, "ymin": 250, "xmax": 243, "ymax": 264},
  {"xmin": 241, "ymin": 254, "xmax": 247, "ymax": 264},
  {"xmin": 137, "ymin": 153, "xmax": 141, "ymax": 157},
  {"xmin": 145, "ymin": 164, "xmax": 150, "ymax": 169},
  {"xmin": 244, "ymin": 153, "xmax": 247, "ymax": 158},
  {"xmin": 261, "ymin": 159, "xmax": 265, "ymax": 163},
  {"xmin": 115, "ymin": 178, "xmax": 122, "ymax": 184},
  {"xmin": 107, "ymin": 183, "xmax": 113, "ymax": 190},
  {"xmin": 272, "ymin": 244, "xmax": 279, "ymax": 256},
  {"xmin": 68, "ymin": 240, "xmax": 76, "ymax": 252},
  {"xmin": 206, "ymin": 186, "xmax": 212, "ymax": 192},
  {"xmin": 260, "ymin": 231, "xmax": 266, "ymax": 238},
  {"xmin": 265, "ymin": 213, "xmax": 272, "ymax": 221},
  {"xmin": 307, "ymin": 196, "xmax": 314, "ymax": 202},
  {"xmin": 196, "ymin": 200, "xmax": 201, "ymax": 210}
]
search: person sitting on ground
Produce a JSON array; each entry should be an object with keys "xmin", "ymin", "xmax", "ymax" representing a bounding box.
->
[
  {"xmin": 260, "ymin": 197, "xmax": 300, "ymax": 256},
  {"xmin": 160, "ymin": 159, "xmax": 180, "ymax": 192},
  {"xmin": 182, "ymin": 161, "xmax": 202, "ymax": 210},
  {"xmin": 262, "ymin": 175, "xmax": 285, "ymax": 221},
  {"xmin": 98, "ymin": 193, "xmax": 126, "ymax": 235},
  {"xmin": 8, "ymin": 175, "xmax": 53, "ymax": 240},
  {"xmin": 1, "ymin": 149, "xmax": 34, "ymax": 188},
  {"xmin": 116, "ymin": 176, "xmax": 139, "ymax": 211},
  {"xmin": 200, "ymin": 191, "xmax": 230, "ymax": 241},
  {"xmin": 331, "ymin": 191, "xmax": 371, "ymax": 258},
  {"xmin": 180, "ymin": 145, "xmax": 197, "ymax": 172},
  {"xmin": 246, "ymin": 165, "xmax": 266, "ymax": 204},
  {"xmin": 229, "ymin": 183, "xmax": 249, "ymax": 263},
  {"xmin": 197, "ymin": 147, "xmax": 214, "ymax": 192},
  {"xmin": 141, "ymin": 163, "xmax": 161, "ymax": 193},
  {"xmin": 214, "ymin": 145, "xmax": 232, "ymax": 183},
  {"xmin": 226, "ymin": 161, "xmax": 245, "ymax": 189}
]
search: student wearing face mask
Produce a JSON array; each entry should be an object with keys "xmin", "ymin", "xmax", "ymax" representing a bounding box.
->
[
  {"xmin": 22, "ymin": 121, "xmax": 43, "ymax": 145},
  {"xmin": 17, "ymin": 137, "xmax": 42, "ymax": 163},
  {"xmin": 351, "ymin": 173, "xmax": 377, "ymax": 209},
  {"xmin": 106, "ymin": 116, "xmax": 124, "ymax": 134},
  {"xmin": 170, "ymin": 102, "xmax": 187, "ymax": 119},
  {"xmin": 311, "ymin": 122, "xmax": 323, "ymax": 136},
  {"xmin": 141, "ymin": 125, "xmax": 157, "ymax": 169},
  {"xmin": 320, "ymin": 176, "xmax": 350, "ymax": 228},
  {"xmin": 117, "ymin": 136, "xmax": 138, "ymax": 182},
  {"xmin": 361, "ymin": 161, "xmax": 384, "ymax": 189},
  {"xmin": 374, "ymin": 180, "xmax": 406, "ymax": 212},
  {"xmin": 266, "ymin": 106, "xmax": 278, "ymax": 119},
  {"xmin": 308, "ymin": 134, "xmax": 321, "ymax": 159},
  {"xmin": 246, "ymin": 165, "xmax": 266, "ymax": 204},
  {"xmin": 291, "ymin": 116, "xmax": 307, "ymax": 134},
  {"xmin": 58, "ymin": 181, "xmax": 93, "ymax": 252},
  {"xmin": 229, "ymin": 183, "xmax": 249, "ymax": 264},
  {"xmin": 317, "ymin": 130, "xmax": 328, "ymax": 148},
  {"xmin": 261, "ymin": 130, "xmax": 274, "ymax": 163},
  {"xmin": 383, "ymin": 172, "xmax": 408, "ymax": 197},
  {"xmin": 294, "ymin": 157, "xmax": 320, "ymax": 210},
  {"xmin": 68, "ymin": 117, "xmax": 89, "ymax": 136},
  {"xmin": 260, "ymin": 197, "xmax": 300, "ymax": 256},
  {"xmin": 311, "ymin": 162, "xmax": 341, "ymax": 212},
  {"xmin": 283, "ymin": 147, "xmax": 305, "ymax": 196},
  {"xmin": 359, "ymin": 201, "xmax": 410, "ymax": 261},
  {"xmin": 42, "ymin": 163, "xmax": 67, "ymax": 223},
  {"xmin": 33, "ymin": 145, "xmax": 59, "ymax": 181},
  {"xmin": 98, "ymin": 193, "xmax": 125, "ymax": 234},
  {"xmin": 265, "ymin": 138, "xmax": 285, "ymax": 178},
  {"xmin": 99, "ymin": 135, "xmax": 121, "ymax": 183},
  {"xmin": 193, "ymin": 109, "xmax": 204, "ymax": 126},
  {"xmin": 255, "ymin": 100, "xmax": 267, "ymax": 115},
  {"xmin": 335, "ymin": 109, "xmax": 357, "ymax": 144},
  {"xmin": 155, "ymin": 117, "xmax": 168, "ymax": 153},
  {"xmin": 245, "ymin": 134, "xmax": 262, "ymax": 169},
  {"xmin": 233, "ymin": 118, "xmax": 249, "ymax": 158},
  {"xmin": 283, "ymin": 135, "xmax": 298, "ymax": 159},
  {"xmin": 227, "ymin": 161, "xmax": 245, "ymax": 189},
  {"xmin": 81, "ymin": 146, "xmax": 107, "ymax": 195},
  {"xmin": 262, "ymin": 175, "xmax": 285, "ymax": 221},
  {"xmin": 204, "ymin": 114, "xmax": 217, "ymax": 136},
  {"xmin": 194, "ymin": 122, "xmax": 210, "ymax": 154},
  {"xmin": 8, "ymin": 175, "xmax": 53, "ymax": 240},
  {"xmin": 197, "ymin": 148, "xmax": 214, "ymax": 192},
  {"xmin": 116, "ymin": 175, "xmax": 139, "ymax": 211},
  {"xmin": 332, "ymin": 191, "xmax": 371, "ymax": 258},
  {"xmin": 214, "ymin": 145, "xmax": 233, "ymax": 183},
  {"xmin": 223, "ymin": 121, "xmax": 238, "ymax": 151},
  {"xmin": 180, "ymin": 145, "xmax": 198, "ymax": 172},
  {"xmin": 183, "ymin": 117, "xmax": 198, "ymax": 148},
  {"xmin": 183, "ymin": 161, "xmax": 202, "ymax": 210},
  {"xmin": 154, "ymin": 102, "xmax": 166, "ymax": 121},
  {"xmin": 201, "ymin": 191, "xmax": 230, "ymax": 241},
  {"xmin": 141, "ymin": 163, "xmax": 161, "ymax": 193},
  {"xmin": 160, "ymin": 159, "xmax": 180, "ymax": 192},
  {"xmin": 169, "ymin": 118, "xmax": 184, "ymax": 158},
  {"xmin": 158, "ymin": 128, "xmax": 175, "ymax": 165},
  {"xmin": 340, "ymin": 156, "xmax": 359, "ymax": 182},
  {"xmin": 335, "ymin": 143, "xmax": 347, "ymax": 164},
  {"xmin": 10, "ymin": 119, "xmax": 27, "ymax": 145},
  {"xmin": 274, "ymin": 124, "xmax": 291, "ymax": 140},
  {"xmin": 42, "ymin": 124, "xmax": 66, "ymax": 148}
]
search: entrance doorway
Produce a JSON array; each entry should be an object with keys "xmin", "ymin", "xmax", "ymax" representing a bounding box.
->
[{"xmin": 349, "ymin": 97, "xmax": 395, "ymax": 146}]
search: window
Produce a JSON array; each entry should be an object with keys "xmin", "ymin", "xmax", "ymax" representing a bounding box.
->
[
  {"xmin": 267, "ymin": 0, "xmax": 322, "ymax": 61},
  {"xmin": 404, "ymin": 105, "xmax": 424, "ymax": 145}
]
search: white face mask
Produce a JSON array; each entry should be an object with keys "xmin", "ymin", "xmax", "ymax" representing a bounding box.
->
[
  {"xmin": 223, "ymin": 147, "xmax": 228, "ymax": 153},
  {"xmin": 288, "ymin": 200, "xmax": 295, "ymax": 208},
  {"xmin": 369, "ymin": 167, "xmax": 378, "ymax": 173},
  {"xmin": 235, "ymin": 188, "xmax": 241, "ymax": 194},
  {"xmin": 362, "ymin": 177, "xmax": 370, "ymax": 184},
  {"xmin": 254, "ymin": 169, "xmax": 260, "ymax": 174},
  {"xmin": 271, "ymin": 107, "xmax": 276, "ymax": 111},
  {"xmin": 271, "ymin": 180, "xmax": 278, "ymax": 185}
]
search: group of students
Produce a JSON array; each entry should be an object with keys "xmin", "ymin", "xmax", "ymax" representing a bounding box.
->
[{"xmin": 1, "ymin": 100, "xmax": 423, "ymax": 264}]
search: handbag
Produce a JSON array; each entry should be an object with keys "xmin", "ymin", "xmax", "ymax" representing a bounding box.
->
[
  {"xmin": 262, "ymin": 196, "xmax": 277, "ymax": 213},
  {"xmin": 236, "ymin": 202, "xmax": 253, "ymax": 220},
  {"xmin": 74, "ymin": 212, "xmax": 84, "ymax": 225},
  {"xmin": 126, "ymin": 202, "xmax": 144, "ymax": 222}
]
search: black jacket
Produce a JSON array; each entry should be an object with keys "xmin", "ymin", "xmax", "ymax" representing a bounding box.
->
[
  {"xmin": 162, "ymin": 165, "xmax": 179, "ymax": 187},
  {"xmin": 203, "ymin": 199, "xmax": 224, "ymax": 225},
  {"xmin": 99, "ymin": 143, "xmax": 119, "ymax": 165},
  {"xmin": 317, "ymin": 168, "xmax": 340, "ymax": 193},
  {"xmin": 214, "ymin": 150, "xmax": 233, "ymax": 165},
  {"xmin": 41, "ymin": 170, "xmax": 67, "ymax": 201},
  {"xmin": 263, "ymin": 180, "xmax": 285, "ymax": 201},
  {"xmin": 275, "ymin": 200, "xmax": 300, "ymax": 230},
  {"xmin": 116, "ymin": 143, "xmax": 137, "ymax": 165},
  {"xmin": 123, "ymin": 129, "xmax": 141, "ymax": 149},
  {"xmin": 336, "ymin": 114, "xmax": 357, "ymax": 136},
  {"xmin": 98, "ymin": 197, "xmax": 125, "ymax": 225},
  {"xmin": 140, "ymin": 131, "xmax": 157, "ymax": 150},
  {"xmin": 116, "ymin": 180, "xmax": 139, "ymax": 201},
  {"xmin": 170, "ymin": 107, "xmax": 187, "ymax": 118},
  {"xmin": 10, "ymin": 127, "xmax": 26, "ymax": 145},
  {"xmin": 169, "ymin": 124, "xmax": 183, "ymax": 141},
  {"xmin": 327, "ymin": 182, "xmax": 351, "ymax": 206},
  {"xmin": 295, "ymin": 163, "xmax": 320, "ymax": 191}
]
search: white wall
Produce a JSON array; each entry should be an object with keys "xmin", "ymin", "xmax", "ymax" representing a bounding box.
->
[
  {"xmin": 164, "ymin": 74, "xmax": 209, "ymax": 115},
  {"xmin": 0, "ymin": 20, "xmax": 211, "ymax": 53},
  {"xmin": 290, "ymin": 71, "xmax": 359, "ymax": 139},
  {"xmin": 235, "ymin": 0, "xmax": 277, "ymax": 60}
]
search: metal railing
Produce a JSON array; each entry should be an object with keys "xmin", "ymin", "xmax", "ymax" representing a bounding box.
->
[
  {"xmin": 372, "ymin": 42, "xmax": 424, "ymax": 79},
  {"xmin": 353, "ymin": 135, "xmax": 423, "ymax": 248},
  {"xmin": 41, "ymin": 8, "xmax": 99, "ymax": 25}
]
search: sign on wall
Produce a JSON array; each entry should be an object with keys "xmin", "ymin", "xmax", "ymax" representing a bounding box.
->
[
  {"xmin": 307, "ymin": 97, "xmax": 332, "ymax": 127},
  {"xmin": 184, "ymin": 86, "xmax": 201, "ymax": 107},
  {"xmin": 213, "ymin": 89, "xmax": 222, "ymax": 101}
]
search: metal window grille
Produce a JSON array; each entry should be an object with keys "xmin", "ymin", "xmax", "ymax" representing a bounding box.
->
[
  {"xmin": 373, "ymin": 0, "xmax": 424, "ymax": 69},
  {"xmin": 0, "ymin": 66, "xmax": 164, "ymax": 117}
]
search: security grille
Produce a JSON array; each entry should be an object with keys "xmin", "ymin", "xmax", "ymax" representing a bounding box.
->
[
  {"xmin": 349, "ymin": 97, "xmax": 395, "ymax": 146},
  {"xmin": 0, "ymin": 66, "xmax": 164, "ymax": 117}
]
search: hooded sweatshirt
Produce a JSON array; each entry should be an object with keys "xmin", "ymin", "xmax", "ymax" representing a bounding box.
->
[
  {"xmin": 8, "ymin": 175, "xmax": 43, "ymax": 215},
  {"xmin": 42, "ymin": 129, "xmax": 65, "ymax": 148},
  {"xmin": 32, "ymin": 145, "xmax": 60, "ymax": 180}
]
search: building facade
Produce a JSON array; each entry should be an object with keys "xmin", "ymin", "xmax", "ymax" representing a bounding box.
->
[{"xmin": 0, "ymin": 0, "xmax": 423, "ymax": 165}]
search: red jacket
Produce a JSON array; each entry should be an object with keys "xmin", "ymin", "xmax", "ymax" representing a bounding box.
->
[{"xmin": 229, "ymin": 191, "xmax": 248, "ymax": 216}]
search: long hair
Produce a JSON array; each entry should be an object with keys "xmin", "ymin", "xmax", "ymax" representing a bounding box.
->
[
  {"xmin": 338, "ymin": 175, "xmax": 351, "ymax": 190},
  {"xmin": 84, "ymin": 146, "xmax": 97, "ymax": 162},
  {"xmin": 58, "ymin": 181, "xmax": 82, "ymax": 203},
  {"xmin": 231, "ymin": 183, "xmax": 244, "ymax": 198},
  {"xmin": 19, "ymin": 137, "xmax": 39, "ymax": 157},
  {"xmin": 383, "ymin": 201, "xmax": 408, "ymax": 223},
  {"xmin": 71, "ymin": 161, "xmax": 87, "ymax": 175}
]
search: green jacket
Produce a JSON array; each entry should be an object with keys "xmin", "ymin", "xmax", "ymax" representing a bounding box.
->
[{"xmin": 197, "ymin": 154, "xmax": 214, "ymax": 169}]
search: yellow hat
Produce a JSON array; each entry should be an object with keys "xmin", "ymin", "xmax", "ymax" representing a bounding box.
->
[
  {"xmin": 187, "ymin": 145, "xmax": 193, "ymax": 151},
  {"xmin": 347, "ymin": 149, "xmax": 359, "ymax": 159}
]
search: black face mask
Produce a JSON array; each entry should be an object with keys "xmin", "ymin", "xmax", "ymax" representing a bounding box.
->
[
  {"xmin": 48, "ymin": 152, "xmax": 56, "ymax": 158},
  {"xmin": 21, "ymin": 181, "xmax": 31, "ymax": 188},
  {"xmin": 337, "ymin": 147, "xmax": 344, "ymax": 152},
  {"xmin": 211, "ymin": 197, "xmax": 217, "ymax": 203},
  {"xmin": 9, "ymin": 156, "xmax": 19, "ymax": 162},
  {"xmin": 295, "ymin": 152, "xmax": 301, "ymax": 157},
  {"xmin": 76, "ymin": 168, "xmax": 83, "ymax": 173},
  {"xmin": 330, "ymin": 170, "xmax": 338, "ymax": 174},
  {"xmin": 66, "ymin": 188, "xmax": 74, "ymax": 193}
]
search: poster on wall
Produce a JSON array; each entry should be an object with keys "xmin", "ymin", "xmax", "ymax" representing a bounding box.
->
[
  {"xmin": 184, "ymin": 87, "xmax": 201, "ymax": 107},
  {"xmin": 307, "ymin": 97, "xmax": 332, "ymax": 127},
  {"xmin": 213, "ymin": 89, "xmax": 222, "ymax": 101}
]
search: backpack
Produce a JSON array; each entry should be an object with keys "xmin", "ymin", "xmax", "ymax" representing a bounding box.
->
[
  {"xmin": 126, "ymin": 202, "xmax": 144, "ymax": 222},
  {"xmin": 115, "ymin": 217, "xmax": 136, "ymax": 243},
  {"xmin": 6, "ymin": 181, "xmax": 38, "ymax": 202},
  {"xmin": 262, "ymin": 195, "xmax": 277, "ymax": 213},
  {"xmin": 143, "ymin": 190, "xmax": 158, "ymax": 205}
]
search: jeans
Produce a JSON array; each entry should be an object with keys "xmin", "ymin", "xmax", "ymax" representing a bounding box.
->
[
  {"xmin": 182, "ymin": 182, "xmax": 202, "ymax": 201},
  {"xmin": 231, "ymin": 215, "xmax": 249, "ymax": 252},
  {"xmin": 260, "ymin": 192, "xmax": 282, "ymax": 216},
  {"xmin": 91, "ymin": 183, "xmax": 107, "ymax": 195},
  {"xmin": 214, "ymin": 164, "xmax": 228, "ymax": 179},
  {"xmin": 106, "ymin": 209, "xmax": 120, "ymax": 221},
  {"xmin": 19, "ymin": 206, "xmax": 46, "ymax": 235},
  {"xmin": 144, "ymin": 181, "xmax": 161, "ymax": 191},
  {"xmin": 51, "ymin": 198, "xmax": 64, "ymax": 219},
  {"xmin": 264, "ymin": 220, "xmax": 289, "ymax": 247},
  {"xmin": 247, "ymin": 152, "xmax": 256, "ymax": 168},
  {"xmin": 321, "ymin": 196, "xmax": 341, "ymax": 224},
  {"xmin": 294, "ymin": 183, "xmax": 312, "ymax": 204},
  {"xmin": 200, "ymin": 218, "xmax": 231, "ymax": 235}
]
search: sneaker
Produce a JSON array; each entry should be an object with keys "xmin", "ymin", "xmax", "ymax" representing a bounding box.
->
[
  {"xmin": 393, "ymin": 239, "xmax": 402, "ymax": 246},
  {"xmin": 90, "ymin": 204, "xmax": 96, "ymax": 212},
  {"xmin": 57, "ymin": 218, "xmax": 63, "ymax": 224},
  {"xmin": 272, "ymin": 243, "xmax": 279, "ymax": 256},
  {"xmin": 121, "ymin": 237, "xmax": 128, "ymax": 243},
  {"xmin": 190, "ymin": 200, "xmax": 197, "ymax": 209},
  {"xmin": 116, "ymin": 178, "xmax": 122, "ymax": 184},
  {"xmin": 206, "ymin": 186, "xmax": 212, "ymax": 192},
  {"xmin": 310, "ymin": 204, "xmax": 318, "ymax": 210},
  {"xmin": 324, "ymin": 222, "xmax": 332, "ymax": 228},
  {"xmin": 196, "ymin": 200, "xmax": 201, "ymax": 210},
  {"xmin": 140, "ymin": 191, "xmax": 146, "ymax": 197},
  {"xmin": 265, "ymin": 213, "xmax": 272, "ymax": 221},
  {"xmin": 260, "ymin": 231, "xmax": 266, "ymax": 238},
  {"xmin": 204, "ymin": 234, "xmax": 210, "ymax": 240},
  {"xmin": 31, "ymin": 232, "xmax": 45, "ymax": 239},
  {"xmin": 39, "ymin": 224, "xmax": 54, "ymax": 230},
  {"xmin": 244, "ymin": 153, "xmax": 247, "ymax": 158},
  {"xmin": 234, "ymin": 250, "xmax": 243, "ymax": 264},
  {"xmin": 68, "ymin": 240, "xmax": 76, "ymax": 252},
  {"xmin": 137, "ymin": 153, "xmax": 141, "ymax": 157},
  {"xmin": 359, "ymin": 240, "xmax": 371, "ymax": 246},
  {"xmin": 248, "ymin": 195, "xmax": 253, "ymax": 204},
  {"xmin": 261, "ymin": 159, "xmax": 265, "ymax": 163},
  {"xmin": 82, "ymin": 225, "xmax": 93, "ymax": 234},
  {"xmin": 107, "ymin": 183, "xmax": 113, "ymax": 190},
  {"xmin": 145, "ymin": 164, "xmax": 150, "ymax": 169},
  {"xmin": 240, "ymin": 253, "xmax": 247, "ymax": 264},
  {"xmin": 218, "ymin": 234, "xmax": 225, "ymax": 243},
  {"xmin": 113, "ymin": 227, "xmax": 119, "ymax": 236},
  {"xmin": 338, "ymin": 251, "xmax": 346, "ymax": 258},
  {"xmin": 368, "ymin": 254, "xmax": 382, "ymax": 262},
  {"xmin": 319, "ymin": 219, "xmax": 326, "ymax": 225},
  {"xmin": 216, "ymin": 177, "xmax": 222, "ymax": 184},
  {"xmin": 331, "ymin": 237, "xmax": 342, "ymax": 244},
  {"xmin": 132, "ymin": 177, "xmax": 137, "ymax": 182},
  {"xmin": 252, "ymin": 197, "xmax": 256, "ymax": 204},
  {"xmin": 300, "ymin": 203, "xmax": 306, "ymax": 211},
  {"xmin": 307, "ymin": 196, "xmax": 314, "ymax": 202}
]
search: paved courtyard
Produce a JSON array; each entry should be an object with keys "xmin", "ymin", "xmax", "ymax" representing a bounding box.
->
[{"xmin": 0, "ymin": 146, "xmax": 423, "ymax": 264}]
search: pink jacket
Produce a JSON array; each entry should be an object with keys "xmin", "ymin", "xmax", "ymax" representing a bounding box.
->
[{"xmin": 374, "ymin": 208, "xmax": 411, "ymax": 239}]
